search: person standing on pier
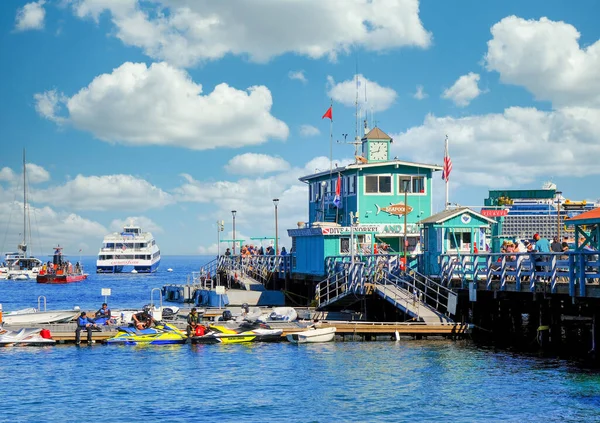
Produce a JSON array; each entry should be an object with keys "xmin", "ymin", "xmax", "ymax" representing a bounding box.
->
[
  {"xmin": 533, "ymin": 233, "xmax": 551, "ymax": 275},
  {"xmin": 551, "ymin": 236, "xmax": 562, "ymax": 253}
]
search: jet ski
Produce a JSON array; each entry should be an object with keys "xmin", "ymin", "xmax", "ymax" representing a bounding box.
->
[
  {"xmin": 191, "ymin": 321, "xmax": 283, "ymax": 344},
  {"xmin": 0, "ymin": 327, "xmax": 56, "ymax": 347},
  {"xmin": 105, "ymin": 322, "xmax": 187, "ymax": 345}
]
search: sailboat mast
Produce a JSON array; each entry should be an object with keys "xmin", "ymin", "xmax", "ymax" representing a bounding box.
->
[{"xmin": 22, "ymin": 149, "xmax": 27, "ymax": 257}]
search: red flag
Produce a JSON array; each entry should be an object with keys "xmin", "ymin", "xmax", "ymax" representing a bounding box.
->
[
  {"xmin": 442, "ymin": 137, "xmax": 452, "ymax": 182},
  {"xmin": 322, "ymin": 106, "xmax": 332, "ymax": 120}
]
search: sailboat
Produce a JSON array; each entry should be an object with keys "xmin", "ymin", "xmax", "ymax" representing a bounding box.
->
[{"xmin": 0, "ymin": 150, "xmax": 43, "ymax": 280}]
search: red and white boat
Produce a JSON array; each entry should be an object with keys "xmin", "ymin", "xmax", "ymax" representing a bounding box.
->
[{"xmin": 36, "ymin": 246, "xmax": 88, "ymax": 284}]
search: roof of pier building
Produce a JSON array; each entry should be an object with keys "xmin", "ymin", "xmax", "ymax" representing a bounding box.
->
[
  {"xmin": 419, "ymin": 207, "xmax": 497, "ymax": 226},
  {"xmin": 565, "ymin": 207, "xmax": 600, "ymax": 225}
]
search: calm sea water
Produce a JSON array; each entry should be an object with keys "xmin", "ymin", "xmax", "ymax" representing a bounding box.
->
[{"xmin": 1, "ymin": 256, "xmax": 600, "ymax": 422}]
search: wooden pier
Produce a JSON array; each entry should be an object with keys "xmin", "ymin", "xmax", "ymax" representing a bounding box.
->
[{"xmin": 4, "ymin": 318, "xmax": 470, "ymax": 345}]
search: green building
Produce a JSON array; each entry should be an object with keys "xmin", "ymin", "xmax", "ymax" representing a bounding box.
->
[{"xmin": 288, "ymin": 127, "xmax": 442, "ymax": 276}]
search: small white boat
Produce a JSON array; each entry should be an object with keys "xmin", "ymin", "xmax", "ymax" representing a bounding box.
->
[
  {"xmin": 286, "ymin": 327, "xmax": 336, "ymax": 344},
  {"xmin": 258, "ymin": 307, "xmax": 298, "ymax": 323},
  {"xmin": 0, "ymin": 327, "xmax": 56, "ymax": 347},
  {"xmin": 131, "ymin": 269, "xmax": 138, "ymax": 274},
  {"xmin": 167, "ymin": 268, "xmax": 173, "ymax": 272},
  {"xmin": 3, "ymin": 308, "xmax": 80, "ymax": 326}
]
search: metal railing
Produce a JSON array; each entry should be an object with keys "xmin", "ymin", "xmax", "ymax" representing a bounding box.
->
[
  {"xmin": 325, "ymin": 254, "xmax": 420, "ymax": 278},
  {"xmin": 316, "ymin": 262, "xmax": 365, "ymax": 309},
  {"xmin": 217, "ymin": 255, "xmax": 291, "ymax": 286},
  {"xmin": 440, "ymin": 251, "xmax": 600, "ymax": 296}
]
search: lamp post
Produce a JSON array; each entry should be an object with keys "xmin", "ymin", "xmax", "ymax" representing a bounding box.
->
[
  {"xmin": 231, "ymin": 210, "xmax": 237, "ymax": 254},
  {"xmin": 349, "ymin": 211, "xmax": 359, "ymax": 263},
  {"xmin": 273, "ymin": 199, "xmax": 279, "ymax": 254},
  {"xmin": 556, "ymin": 191, "xmax": 562, "ymax": 239},
  {"xmin": 217, "ymin": 220, "xmax": 224, "ymax": 258},
  {"xmin": 402, "ymin": 179, "xmax": 410, "ymax": 271}
]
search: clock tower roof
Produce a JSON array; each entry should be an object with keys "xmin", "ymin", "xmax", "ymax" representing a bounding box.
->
[{"xmin": 362, "ymin": 127, "xmax": 392, "ymax": 141}]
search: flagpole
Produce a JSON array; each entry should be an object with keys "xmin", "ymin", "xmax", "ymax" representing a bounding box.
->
[
  {"xmin": 329, "ymin": 99, "xmax": 333, "ymax": 174},
  {"xmin": 445, "ymin": 135, "xmax": 449, "ymax": 210}
]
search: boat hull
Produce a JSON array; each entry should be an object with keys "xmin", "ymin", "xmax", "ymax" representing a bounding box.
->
[
  {"xmin": 105, "ymin": 323, "xmax": 187, "ymax": 345},
  {"xmin": 286, "ymin": 327, "xmax": 336, "ymax": 344},
  {"xmin": 37, "ymin": 274, "xmax": 88, "ymax": 284},
  {"xmin": 191, "ymin": 324, "xmax": 283, "ymax": 344},
  {"xmin": 0, "ymin": 328, "xmax": 56, "ymax": 347},
  {"xmin": 96, "ymin": 259, "xmax": 160, "ymax": 274},
  {"xmin": 3, "ymin": 310, "xmax": 80, "ymax": 325}
]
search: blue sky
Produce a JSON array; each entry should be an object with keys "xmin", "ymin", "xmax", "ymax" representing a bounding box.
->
[{"xmin": 1, "ymin": 0, "xmax": 599, "ymax": 256}]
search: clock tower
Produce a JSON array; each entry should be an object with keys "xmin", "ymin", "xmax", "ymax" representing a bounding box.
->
[{"xmin": 361, "ymin": 126, "xmax": 392, "ymax": 162}]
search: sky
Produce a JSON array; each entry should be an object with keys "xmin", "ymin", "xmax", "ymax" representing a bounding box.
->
[{"xmin": 1, "ymin": 0, "xmax": 599, "ymax": 256}]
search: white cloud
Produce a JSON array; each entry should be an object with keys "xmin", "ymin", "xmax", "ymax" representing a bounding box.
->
[
  {"xmin": 327, "ymin": 74, "xmax": 397, "ymax": 112},
  {"xmin": 34, "ymin": 61, "xmax": 288, "ymax": 150},
  {"xmin": 288, "ymin": 70, "xmax": 307, "ymax": 84},
  {"xmin": 0, "ymin": 168, "xmax": 16, "ymax": 182},
  {"xmin": 485, "ymin": 16, "xmax": 600, "ymax": 107},
  {"xmin": 109, "ymin": 216, "xmax": 163, "ymax": 234},
  {"xmin": 442, "ymin": 72, "xmax": 482, "ymax": 107},
  {"xmin": 70, "ymin": 0, "xmax": 431, "ymax": 67},
  {"xmin": 413, "ymin": 85, "xmax": 427, "ymax": 100},
  {"xmin": 174, "ymin": 155, "xmax": 353, "ymax": 252},
  {"xmin": 224, "ymin": 153, "xmax": 291, "ymax": 175},
  {"xmin": 32, "ymin": 174, "xmax": 174, "ymax": 211},
  {"xmin": 0, "ymin": 163, "xmax": 50, "ymax": 184},
  {"xmin": 15, "ymin": 0, "xmax": 46, "ymax": 32},
  {"xmin": 26, "ymin": 164, "xmax": 50, "ymax": 184},
  {"xmin": 299, "ymin": 125, "xmax": 320, "ymax": 137},
  {"xmin": 0, "ymin": 201, "xmax": 106, "ymax": 256},
  {"xmin": 392, "ymin": 106, "xmax": 600, "ymax": 188},
  {"xmin": 34, "ymin": 90, "xmax": 66, "ymax": 124}
]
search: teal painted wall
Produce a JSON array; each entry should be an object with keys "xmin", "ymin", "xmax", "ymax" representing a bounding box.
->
[
  {"xmin": 357, "ymin": 165, "xmax": 432, "ymax": 226},
  {"xmin": 305, "ymin": 163, "xmax": 434, "ymax": 227},
  {"xmin": 420, "ymin": 211, "xmax": 493, "ymax": 275}
]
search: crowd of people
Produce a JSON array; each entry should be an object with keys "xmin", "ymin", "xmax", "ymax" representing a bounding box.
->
[{"xmin": 224, "ymin": 244, "xmax": 287, "ymax": 257}]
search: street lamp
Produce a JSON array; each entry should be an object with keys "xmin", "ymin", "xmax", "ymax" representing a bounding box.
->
[
  {"xmin": 231, "ymin": 210, "xmax": 237, "ymax": 254},
  {"xmin": 402, "ymin": 179, "xmax": 411, "ymax": 271},
  {"xmin": 349, "ymin": 211, "xmax": 359, "ymax": 263},
  {"xmin": 273, "ymin": 198, "xmax": 279, "ymax": 255},
  {"xmin": 556, "ymin": 191, "xmax": 562, "ymax": 239},
  {"xmin": 217, "ymin": 220, "xmax": 224, "ymax": 258}
]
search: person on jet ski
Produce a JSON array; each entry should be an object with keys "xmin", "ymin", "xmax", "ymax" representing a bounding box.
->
[
  {"xmin": 186, "ymin": 308, "xmax": 201, "ymax": 337},
  {"xmin": 132, "ymin": 311, "xmax": 155, "ymax": 330}
]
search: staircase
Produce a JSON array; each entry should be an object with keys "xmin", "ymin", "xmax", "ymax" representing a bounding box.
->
[
  {"xmin": 373, "ymin": 271, "xmax": 453, "ymax": 324},
  {"xmin": 316, "ymin": 261, "xmax": 455, "ymax": 324}
]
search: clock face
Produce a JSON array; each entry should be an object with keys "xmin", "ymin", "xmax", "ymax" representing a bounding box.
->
[{"xmin": 369, "ymin": 142, "xmax": 388, "ymax": 161}]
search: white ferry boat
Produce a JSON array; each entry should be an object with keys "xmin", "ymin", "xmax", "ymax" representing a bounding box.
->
[{"xmin": 96, "ymin": 225, "xmax": 161, "ymax": 273}]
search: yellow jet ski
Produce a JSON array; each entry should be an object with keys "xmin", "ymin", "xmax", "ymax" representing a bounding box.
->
[
  {"xmin": 106, "ymin": 322, "xmax": 188, "ymax": 345},
  {"xmin": 191, "ymin": 321, "xmax": 283, "ymax": 344}
]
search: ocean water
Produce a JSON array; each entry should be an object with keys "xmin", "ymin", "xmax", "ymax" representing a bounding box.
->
[
  {"xmin": 0, "ymin": 255, "xmax": 212, "ymax": 311},
  {"xmin": 1, "ymin": 256, "xmax": 600, "ymax": 422}
]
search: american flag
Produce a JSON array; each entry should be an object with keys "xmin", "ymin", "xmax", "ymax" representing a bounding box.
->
[{"xmin": 442, "ymin": 135, "xmax": 452, "ymax": 182}]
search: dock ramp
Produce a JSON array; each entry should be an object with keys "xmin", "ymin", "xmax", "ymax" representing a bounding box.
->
[{"xmin": 316, "ymin": 262, "xmax": 455, "ymax": 324}]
